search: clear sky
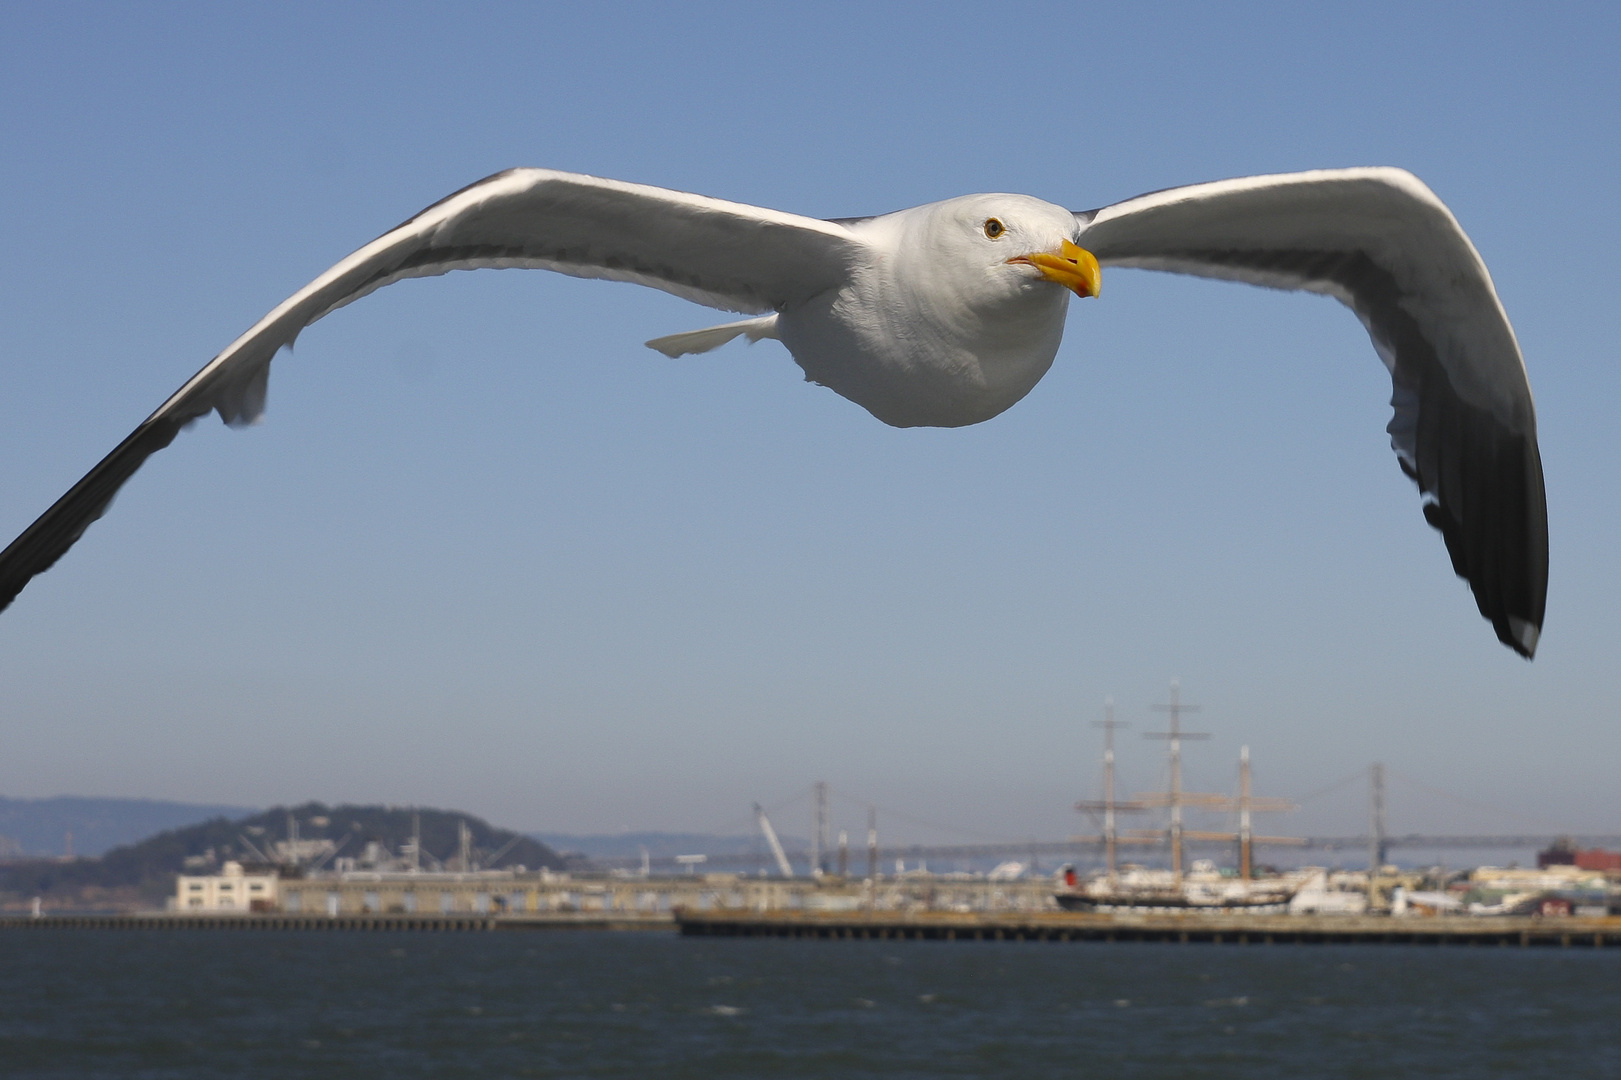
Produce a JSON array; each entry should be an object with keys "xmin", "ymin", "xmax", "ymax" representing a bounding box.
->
[{"xmin": 1, "ymin": 2, "xmax": 1617, "ymax": 846}]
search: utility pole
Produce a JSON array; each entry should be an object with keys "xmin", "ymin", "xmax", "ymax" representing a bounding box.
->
[
  {"xmin": 1239, "ymin": 746, "xmax": 1253, "ymax": 880},
  {"xmin": 812, "ymin": 781, "xmax": 828, "ymax": 877},
  {"xmin": 1147, "ymin": 678, "xmax": 1207, "ymax": 886},
  {"xmin": 1368, "ymin": 762, "xmax": 1387, "ymax": 903},
  {"xmin": 866, "ymin": 807, "xmax": 878, "ymax": 880}
]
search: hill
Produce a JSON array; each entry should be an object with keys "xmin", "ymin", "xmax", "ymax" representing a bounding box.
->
[
  {"xmin": 0, "ymin": 802, "xmax": 566, "ymax": 912},
  {"xmin": 0, "ymin": 796, "xmax": 258, "ymax": 858}
]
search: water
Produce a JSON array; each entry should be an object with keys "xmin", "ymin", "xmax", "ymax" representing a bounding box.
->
[{"xmin": 2, "ymin": 930, "xmax": 1618, "ymax": 1078}]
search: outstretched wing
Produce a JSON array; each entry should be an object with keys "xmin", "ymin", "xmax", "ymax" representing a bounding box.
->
[
  {"xmin": 0, "ymin": 169, "xmax": 862, "ymax": 613},
  {"xmin": 1077, "ymin": 168, "xmax": 1546, "ymax": 657}
]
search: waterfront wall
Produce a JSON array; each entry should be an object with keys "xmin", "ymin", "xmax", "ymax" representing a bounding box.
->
[{"xmin": 271, "ymin": 872, "xmax": 1058, "ymax": 918}]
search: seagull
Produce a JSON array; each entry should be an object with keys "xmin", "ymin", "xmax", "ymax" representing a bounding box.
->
[{"xmin": 0, "ymin": 167, "xmax": 1546, "ymax": 656}]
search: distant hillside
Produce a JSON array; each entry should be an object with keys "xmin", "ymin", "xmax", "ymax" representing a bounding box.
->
[
  {"xmin": 0, "ymin": 796, "xmax": 258, "ymax": 858},
  {"xmin": 0, "ymin": 803, "xmax": 566, "ymax": 912}
]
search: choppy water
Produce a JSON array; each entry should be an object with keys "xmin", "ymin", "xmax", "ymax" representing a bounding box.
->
[{"xmin": 2, "ymin": 929, "xmax": 1618, "ymax": 1078}]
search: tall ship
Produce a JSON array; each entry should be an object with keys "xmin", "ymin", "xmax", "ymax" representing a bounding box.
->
[
  {"xmin": 1056, "ymin": 682, "xmax": 1304, "ymax": 913},
  {"xmin": 1054, "ymin": 862, "xmax": 1300, "ymax": 913}
]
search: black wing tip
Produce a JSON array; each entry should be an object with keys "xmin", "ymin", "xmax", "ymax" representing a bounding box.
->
[
  {"xmin": 1422, "ymin": 492, "xmax": 1545, "ymax": 660},
  {"xmin": 1499, "ymin": 617, "xmax": 1540, "ymax": 659},
  {"xmin": 0, "ymin": 418, "xmax": 187, "ymax": 621}
]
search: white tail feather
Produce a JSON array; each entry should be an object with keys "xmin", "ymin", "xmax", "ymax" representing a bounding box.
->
[{"xmin": 645, "ymin": 314, "xmax": 779, "ymax": 358}]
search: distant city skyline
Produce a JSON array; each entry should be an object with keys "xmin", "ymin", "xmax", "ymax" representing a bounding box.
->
[{"xmin": 2, "ymin": 5, "xmax": 1617, "ymax": 841}]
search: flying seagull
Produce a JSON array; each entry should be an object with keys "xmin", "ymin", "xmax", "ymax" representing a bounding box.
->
[{"xmin": 0, "ymin": 167, "xmax": 1546, "ymax": 655}]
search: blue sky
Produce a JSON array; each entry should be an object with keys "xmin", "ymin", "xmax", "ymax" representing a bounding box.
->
[{"xmin": 1, "ymin": 2, "xmax": 1617, "ymax": 845}]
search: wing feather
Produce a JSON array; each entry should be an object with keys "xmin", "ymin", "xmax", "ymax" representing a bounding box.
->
[
  {"xmin": 0, "ymin": 170, "xmax": 862, "ymax": 613},
  {"xmin": 1077, "ymin": 168, "xmax": 1546, "ymax": 656}
]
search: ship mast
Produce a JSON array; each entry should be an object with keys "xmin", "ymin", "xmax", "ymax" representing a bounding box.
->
[
  {"xmin": 1093, "ymin": 699, "xmax": 1127, "ymax": 884},
  {"xmin": 1077, "ymin": 700, "xmax": 1146, "ymax": 884},
  {"xmin": 1147, "ymin": 679, "xmax": 1206, "ymax": 887}
]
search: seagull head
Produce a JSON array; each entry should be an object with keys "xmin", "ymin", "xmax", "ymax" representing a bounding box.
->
[{"xmin": 907, "ymin": 194, "xmax": 1100, "ymax": 304}]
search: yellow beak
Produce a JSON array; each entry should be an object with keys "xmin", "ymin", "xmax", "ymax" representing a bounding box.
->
[{"xmin": 1012, "ymin": 239, "xmax": 1101, "ymax": 298}]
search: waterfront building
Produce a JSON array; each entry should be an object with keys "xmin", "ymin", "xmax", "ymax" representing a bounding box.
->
[{"xmin": 174, "ymin": 861, "xmax": 279, "ymax": 911}]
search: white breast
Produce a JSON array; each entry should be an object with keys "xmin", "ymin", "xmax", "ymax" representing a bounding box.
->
[{"xmin": 776, "ymin": 207, "xmax": 1072, "ymax": 429}]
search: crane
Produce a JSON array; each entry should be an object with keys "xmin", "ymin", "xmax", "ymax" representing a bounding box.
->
[{"xmin": 753, "ymin": 804, "xmax": 795, "ymax": 878}]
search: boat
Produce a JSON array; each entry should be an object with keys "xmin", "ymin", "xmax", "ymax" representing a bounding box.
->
[{"xmin": 1053, "ymin": 862, "xmax": 1299, "ymax": 913}]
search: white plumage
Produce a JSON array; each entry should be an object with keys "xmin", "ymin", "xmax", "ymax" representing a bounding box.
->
[{"xmin": 0, "ymin": 168, "xmax": 1546, "ymax": 655}]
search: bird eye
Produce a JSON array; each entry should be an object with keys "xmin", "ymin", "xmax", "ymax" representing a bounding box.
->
[{"xmin": 983, "ymin": 218, "xmax": 1006, "ymax": 239}]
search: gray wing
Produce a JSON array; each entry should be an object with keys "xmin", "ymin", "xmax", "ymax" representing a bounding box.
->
[
  {"xmin": 1077, "ymin": 168, "xmax": 1546, "ymax": 657},
  {"xmin": 0, "ymin": 169, "xmax": 862, "ymax": 614}
]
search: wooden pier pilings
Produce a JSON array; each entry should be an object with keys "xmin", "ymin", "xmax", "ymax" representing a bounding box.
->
[
  {"xmin": 0, "ymin": 912, "xmax": 671, "ymax": 932},
  {"xmin": 676, "ymin": 910, "xmax": 1621, "ymax": 948},
  {"xmin": 5, "ymin": 909, "xmax": 1619, "ymax": 947}
]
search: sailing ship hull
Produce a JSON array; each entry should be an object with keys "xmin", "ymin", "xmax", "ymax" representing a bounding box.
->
[{"xmin": 1054, "ymin": 889, "xmax": 1293, "ymax": 913}]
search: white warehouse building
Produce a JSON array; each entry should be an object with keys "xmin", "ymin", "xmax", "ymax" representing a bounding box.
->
[{"xmin": 175, "ymin": 861, "xmax": 279, "ymax": 911}]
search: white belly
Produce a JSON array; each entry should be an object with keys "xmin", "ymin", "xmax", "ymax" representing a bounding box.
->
[{"xmin": 777, "ymin": 277, "xmax": 1070, "ymax": 429}]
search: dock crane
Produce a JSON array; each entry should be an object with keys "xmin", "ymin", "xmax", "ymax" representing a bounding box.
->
[{"xmin": 753, "ymin": 803, "xmax": 795, "ymax": 878}]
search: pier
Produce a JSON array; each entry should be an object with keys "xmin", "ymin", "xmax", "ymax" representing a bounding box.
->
[
  {"xmin": 676, "ymin": 910, "xmax": 1621, "ymax": 948},
  {"xmin": 0, "ymin": 911, "xmax": 671, "ymax": 932},
  {"xmin": 7, "ymin": 908, "xmax": 1621, "ymax": 947}
]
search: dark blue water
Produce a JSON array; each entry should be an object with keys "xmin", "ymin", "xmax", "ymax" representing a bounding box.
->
[{"xmin": 2, "ymin": 930, "xmax": 1617, "ymax": 1078}]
